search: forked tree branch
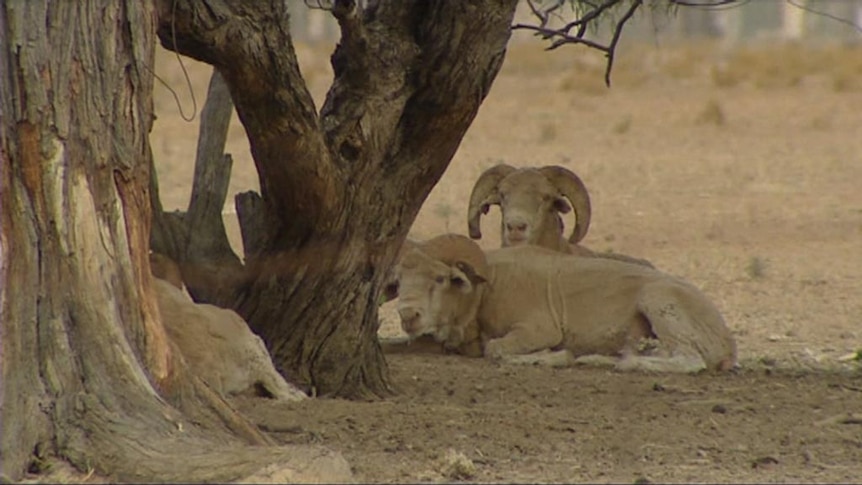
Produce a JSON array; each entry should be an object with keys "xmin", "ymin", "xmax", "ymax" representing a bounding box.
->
[
  {"xmin": 515, "ymin": 0, "xmax": 858, "ymax": 87},
  {"xmin": 513, "ymin": 0, "xmax": 643, "ymax": 87}
]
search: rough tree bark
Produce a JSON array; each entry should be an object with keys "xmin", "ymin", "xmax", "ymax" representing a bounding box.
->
[
  {"xmin": 0, "ymin": 1, "xmax": 350, "ymax": 482},
  {"xmin": 150, "ymin": 69, "xmax": 245, "ymax": 308},
  {"xmin": 155, "ymin": 0, "xmax": 520, "ymax": 399}
]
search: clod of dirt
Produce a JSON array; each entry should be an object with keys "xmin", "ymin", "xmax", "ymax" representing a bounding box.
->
[
  {"xmin": 711, "ymin": 404, "xmax": 728, "ymax": 414},
  {"xmin": 751, "ymin": 455, "xmax": 779, "ymax": 469},
  {"xmin": 439, "ymin": 448, "xmax": 476, "ymax": 481}
]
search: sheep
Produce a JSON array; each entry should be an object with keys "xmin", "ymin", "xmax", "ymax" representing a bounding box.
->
[
  {"xmin": 150, "ymin": 256, "xmax": 304, "ymax": 400},
  {"xmin": 391, "ymin": 234, "xmax": 737, "ymax": 373},
  {"xmin": 150, "ymin": 251, "xmax": 185, "ymax": 292},
  {"xmin": 467, "ymin": 164, "xmax": 653, "ymax": 267}
]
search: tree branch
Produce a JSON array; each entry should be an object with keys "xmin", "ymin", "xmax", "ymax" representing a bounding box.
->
[
  {"xmin": 155, "ymin": 0, "xmax": 339, "ymax": 244},
  {"xmin": 513, "ymin": 0, "xmax": 643, "ymax": 87},
  {"xmin": 320, "ymin": 1, "xmax": 419, "ymax": 177},
  {"xmin": 388, "ymin": 1, "xmax": 518, "ymax": 192}
]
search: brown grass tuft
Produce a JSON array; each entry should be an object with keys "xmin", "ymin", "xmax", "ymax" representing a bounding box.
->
[{"xmin": 695, "ymin": 99, "xmax": 725, "ymax": 126}]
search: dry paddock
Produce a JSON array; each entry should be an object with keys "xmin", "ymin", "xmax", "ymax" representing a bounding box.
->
[{"xmin": 149, "ymin": 38, "xmax": 862, "ymax": 483}]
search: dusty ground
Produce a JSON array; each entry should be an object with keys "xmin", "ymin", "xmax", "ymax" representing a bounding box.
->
[{"xmin": 149, "ymin": 36, "xmax": 862, "ymax": 483}]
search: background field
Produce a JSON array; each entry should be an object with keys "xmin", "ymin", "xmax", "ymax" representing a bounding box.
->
[{"xmin": 151, "ymin": 33, "xmax": 862, "ymax": 483}]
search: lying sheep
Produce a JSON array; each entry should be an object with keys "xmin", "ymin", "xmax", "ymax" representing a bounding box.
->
[
  {"xmin": 150, "ymin": 251, "xmax": 185, "ymax": 292},
  {"xmin": 152, "ymin": 265, "xmax": 304, "ymax": 400},
  {"xmin": 391, "ymin": 234, "xmax": 737, "ymax": 373},
  {"xmin": 468, "ymin": 164, "xmax": 653, "ymax": 267}
]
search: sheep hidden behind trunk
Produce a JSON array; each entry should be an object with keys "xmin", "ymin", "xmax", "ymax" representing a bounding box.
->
[{"xmin": 152, "ymin": 275, "xmax": 305, "ymax": 401}]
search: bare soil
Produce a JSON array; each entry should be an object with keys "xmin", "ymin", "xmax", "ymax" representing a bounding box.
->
[{"xmin": 150, "ymin": 38, "xmax": 862, "ymax": 483}]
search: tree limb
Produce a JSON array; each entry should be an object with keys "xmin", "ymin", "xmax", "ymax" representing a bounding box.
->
[
  {"xmin": 155, "ymin": 0, "xmax": 338, "ymax": 243},
  {"xmin": 513, "ymin": 0, "xmax": 643, "ymax": 87}
]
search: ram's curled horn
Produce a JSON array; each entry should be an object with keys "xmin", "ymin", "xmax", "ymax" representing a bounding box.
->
[
  {"xmin": 538, "ymin": 165, "xmax": 592, "ymax": 244},
  {"xmin": 467, "ymin": 164, "xmax": 517, "ymax": 239},
  {"xmin": 420, "ymin": 234, "xmax": 491, "ymax": 281}
]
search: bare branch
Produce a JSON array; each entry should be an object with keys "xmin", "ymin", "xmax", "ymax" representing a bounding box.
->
[
  {"xmin": 526, "ymin": 0, "xmax": 566, "ymax": 29},
  {"xmin": 601, "ymin": 0, "xmax": 641, "ymax": 87},
  {"xmin": 304, "ymin": 0, "xmax": 335, "ymax": 11},
  {"xmin": 155, "ymin": 0, "xmax": 339, "ymax": 242},
  {"xmin": 562, "ymin": 0, "xmax": 625, "ymax": 37},
  {"xmin": 513, "ymin": 0, "xmax": 643, "ymax": 87},
  {"xmin": 668, "ymin": 0, "xmax": 745, "ymax": 6},
  {"xmin": 784, "ymin": 0, "xmax": 862, "ymax": 33}
]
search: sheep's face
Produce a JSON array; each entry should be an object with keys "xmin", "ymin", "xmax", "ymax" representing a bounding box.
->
[
  {"xmin": 393, "ymin": 249, "xmax": 480, "ymax": 348},
  {"xmin": 497, "ymin": 171, "xmax": 571, "ymax": 247}
]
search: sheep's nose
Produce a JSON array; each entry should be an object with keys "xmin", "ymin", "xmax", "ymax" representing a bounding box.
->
[
  {"xmin": 398, "ymin": 307, "xmax": 423, "ymax": 334},
  {"xmin": 398, "ymin": 307, "xmax": 420, "ymax": 322}
]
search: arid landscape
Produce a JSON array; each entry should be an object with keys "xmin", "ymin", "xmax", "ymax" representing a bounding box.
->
[{"xmin": 146, "ymin": 33, "xmax": 862, "ymax": 483}]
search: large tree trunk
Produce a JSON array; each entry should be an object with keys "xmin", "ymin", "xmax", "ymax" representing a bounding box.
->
[
  {"xmin": 155, "ymin": 0, "xmax": 519, "ymax": 399},
  {"xmin": 0, "ymin": 1, "xmax": 350, "ymax": 482}
]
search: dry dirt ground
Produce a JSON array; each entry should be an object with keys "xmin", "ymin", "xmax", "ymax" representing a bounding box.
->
[{"xmin": 148, "ymin": 37, "xmax": 862, "ymax": 483}]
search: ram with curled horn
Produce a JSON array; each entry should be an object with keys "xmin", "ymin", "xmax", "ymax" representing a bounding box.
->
[
  {"xmin": 468, "ymin": 163, "xmax": 653, "ymax": 267},
  {"xmin": 391, "ymin": 234, "xmax": 737, "ymax": 373}
]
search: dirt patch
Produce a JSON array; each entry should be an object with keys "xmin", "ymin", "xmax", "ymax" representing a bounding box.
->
[
  {"xmin": 234, "ymin": 357, "xmax": 861, "ymax": 483},
  {"xmin": 151, "ymin": 37, "xmax": 862, "ymax": 483}
]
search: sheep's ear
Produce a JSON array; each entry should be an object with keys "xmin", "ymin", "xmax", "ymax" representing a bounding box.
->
[
  {"xmin": 553, "ymin": 196, "xmax": 572, "ymax": 214},
  {"xmin": 382, "ymin": 280, "xmax": 399, "ymax": 303},
  {"xmin": 452, "ymin": 261, "xmax": 487, "ymax": 292},
  {"xmin": 449, "ymin": 271, "xmax": 473, "ymax": 293}
]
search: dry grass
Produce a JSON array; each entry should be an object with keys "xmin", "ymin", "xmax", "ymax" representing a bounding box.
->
[
  {"xmin": 694, "ymin": 99, "xmax": 726, "ymax": 126},
  {"xmin": 745, "ymin": 255, "xmax": 768, "ymax": 280},
  {"xmin": 711, "ymin": 42, "xmax": 862, "ymax": 91},
  {"xmin": 611, "ymin": 115, "xmax": 632, "ymax": 134}
]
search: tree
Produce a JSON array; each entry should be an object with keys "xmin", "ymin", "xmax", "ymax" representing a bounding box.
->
[
  {"xmin": 0, "ymin": 1, "xmax": 348, "ymax": 482},
  {"xmin": 150, "ymin": 0, "xmax": 522, "ymax": 399}
]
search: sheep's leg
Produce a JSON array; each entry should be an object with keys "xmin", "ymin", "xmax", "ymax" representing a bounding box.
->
[
  {"xmin": 571, "ymin": 354, "xmax": 621, "ymax": 368},
  {"xmin": 248, "ymin": 334, "xmax": 307, "ymax": 400},
  {"xmin": 636, "ymin": 282, "xmax": 737, "ymax": 371},
  {"xmin": 500, "ymin": 349, "xmax": 575, "ymax": 367},
  {"xmin": 503, "ymin": 352, "xmax": 637, "ymax": 369},
  {"xmin": 379, "ymin": 334, "xmax": 445, "ymax": 355},
  {"xmin": 483, "ymin": 319, "xmax": 562, "ymax": 360},
  {"xmin": 615, "ymin": 352, "xmax": 707, "ymax": 374}
]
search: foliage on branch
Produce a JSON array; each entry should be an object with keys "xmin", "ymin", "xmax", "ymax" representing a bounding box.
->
[{"xmin": 513, "ymin": 0, "xmax": 747, "ymax": 86}]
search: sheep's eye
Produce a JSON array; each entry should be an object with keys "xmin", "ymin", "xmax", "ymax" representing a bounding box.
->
[{"xmin": 434, "ymin": 276, "xmax": 446, "ymax": 284}]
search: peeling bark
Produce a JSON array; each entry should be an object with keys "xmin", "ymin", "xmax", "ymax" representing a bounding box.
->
[
  {"xmin": 150, "ymin": 69, "xmax": 245, "ymax": 307},
  {"xmin": 0, "ymin": 1, "xmax": 350, "ymax": 482}
]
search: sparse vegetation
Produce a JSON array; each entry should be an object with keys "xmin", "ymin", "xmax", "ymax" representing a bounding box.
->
[
  {"xmin": 558, "ymin": 61, "xmax": 610, "ymax": 95},
  {"xmin": 539, "ymin": 122, "xmax": 558, "ymax": 143},
  {"xmin": 150, "ymin": 38, "xmax": 862, "ymax": 485},
  {"xmin": 612, "ymin": 115, "xmax": 632, "ymax": 134},
  {"xmin": 695, "ymin": 99, "xmax": 725, "ymax": 126},
  {"xmin": 746, "ymin": 256, "xmax": 768, "ymax": 279},
  {"xmin": 710, "ymin": 42, "xmax": 862, "ymax": 91},
  {"xmin": 809, "ymin": 114, "xmax": 833, "ymax": 131},
  {"xmin": 434, "ymin": 202, "xmax": 456, "ymax": 232},
  {"xmin": 710, "ymin": 64, "xmax": 742, "ymax": 89}
]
